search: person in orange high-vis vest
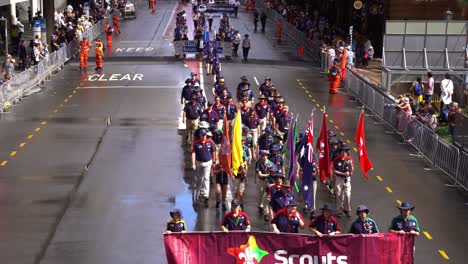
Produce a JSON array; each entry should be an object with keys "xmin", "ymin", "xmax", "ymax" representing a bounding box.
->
[
  {"xmin": 95, "ymin": 39, "xmax": 104, "ymax": 70},
  {"xmin": 277, "ymin": 20, "xmax": 283, "ymax": 44},
  {"xmin": 328, "ymin": 59, "xmax": 341, "ymax": 94},
  {"xmin": 79, "ymin": 37, "xmax": 91, "ymax": 69},
  {"xmin": 105, "ymin": 22, "xmax": 112, "ymax": 49},
  {"xmin": 340, "ymin": 47, "xmax": 347, "ymax": 81},
  {"xmin": 151, "ymin": 0, "xmax": 156, "ymax": 14},
  {"xmin": 113, "ymin": 14, "xmax": 121, "ymax": 34}
]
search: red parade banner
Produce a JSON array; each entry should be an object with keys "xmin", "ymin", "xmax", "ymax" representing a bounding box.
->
[{"xmin": 164, "ymin": 231, "xmax": 414, "ymax": 264}]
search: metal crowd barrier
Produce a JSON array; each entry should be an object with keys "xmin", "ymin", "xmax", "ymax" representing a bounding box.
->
[
  {"xmin": 344, "ymin": 67, "xmax": 468, "ymax": 192},
  {"xmin": 0, "ymin": 18, "xmax": 110, "ymax": 111}
]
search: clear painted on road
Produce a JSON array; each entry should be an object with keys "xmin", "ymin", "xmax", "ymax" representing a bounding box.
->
[{"xmin": 87, "ymin": 73, "xmax": 144, "ymax": 81}]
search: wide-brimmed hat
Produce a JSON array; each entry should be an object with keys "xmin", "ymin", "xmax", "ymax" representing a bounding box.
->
[
  {"xmin": 264, "ymin": 76, "xmax": 271, "ymax": 81},
  {"xmin": 356, "ymin": 205, "xmax": 369, "ymax": 214},
  {"xmin": 258, "ymin": 94, "xmax": 266, "ymax": 100},
  {"xmin": 185, "ymin": 78, "xmax": 192, "ymax": 84},
  {"xmin": 191, "ymin": 72, "xmax": 198, "ymax": 76},
  {"xmin": 193, "ymin": 86, "xmax": 202, "ymax": 92},
  {"xmin": 287, "ymin": 200, "xmax": 299, "ymax": 207},
  {"xmin": 339, "ymin": 144, "xmax": 351, "ymax": 151},
  {"xmin": 398, "ymin": 201, "xmax": 415, "ymax": 210},
  {"xmin": 199, "ymin": 128, "xmax": 208, "ymax": 135},
  {"xmin": 231, "ymin": 199, "xmax": 241, "ymax": 207},
  {"xmin": 170, "ymin": 208, "xmax": 183, "ymax": 218},
  {"xmin": 240, "ymin": 75, "xmax": 248, "ymax": 80},
  {"xmin": 281, "ymin": 180, "xmax": 291, "ymax": 188},
  {"xmin": 320, "ymin": 203, "xmax": 333, "ymax": 211},
  {"xmin": 260, "ymin": 150, "xmax": 270, "ymax": 156},
  {"xmin": 327, "ymin": 129, "xmax": 336, "ymax": 137},
  {"xmin": 277, "ymin": 98, "xmax": 285, "ymax": 103},
  {"xmin": 199, "ymin": 121, "xmax": 209, "ymax": 129},
  {"xmin": 275, "ymin": 172, "xmax": 285, "ymax": 178}
]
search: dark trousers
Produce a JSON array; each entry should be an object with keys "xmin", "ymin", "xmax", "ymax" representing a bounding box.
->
[
  {"xmin": 254, "ymin": 21, "xmax": 258, "ymax": 32},
  {"xmin": 233, "ymin": 43, "xmax": 239, "ymax": 55},
  {"xmin": 234, "ymin": 7, "xmax": 238, "ymax": 17},
  {"xmin": 424, "ymin": 94, "xmax": 432, "ymax": 106},
  {"xmin": 261, "ymin": 22, "xmax": 266, "ymax": 32},
  {"xmin": 242, "ymin": 47, "xmax": 250, "ymax": 60}
]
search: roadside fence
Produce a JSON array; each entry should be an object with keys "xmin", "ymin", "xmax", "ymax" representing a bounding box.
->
[
  {"xmin": 0, "ymin": 18, "xmax": 110, "ymax": 111},
  {"xmin": 344, "ymin": 65, "xmax": 468, "ymax": 192}
]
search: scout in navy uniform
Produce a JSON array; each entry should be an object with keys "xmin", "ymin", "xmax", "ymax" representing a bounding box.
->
[
  {"xmin": 242, "ymin": 126, "xmax": 254, "ymax": 162},
  {"xmin": 257, "ymin": 126, "xmax": 274, "ymax": 154},
  {"xmin": 255, "ymin": 94, "xmax": 270, "ymax": 131},
  {"xmin": 332, "ymin": 144, "xmax": 354, "ymax": 217},
  {"xmin": 349, "ymin": 205, "xmax": 379, "ymax": 234},
  {"xmin": 238, "ymin": 84, "xmax": 254, "ymax": 103},
  {"xmin": 389, "ymin": 202, "xmax": 420, "ymax": 236},
  {"xmin": 225, "ymin": 96, "xmax": 237, "ymax": 132},
  {"xmin": 212, "ymin": 164, "xmax": 229, "ymax": 211},
  {"xmin": 192, "ymin": 86, "xmax": 206, "ymax": 109},
  {"xmin": 255, "ymin": 151, "xmax": 275, "ymax": 220},
  {"xmin": 212, "ymin": 96, "xmax": 226, "ymax": 121},
  {"xmin": 275, "ymin": 105, "xmax": 292, "ymax": 141},
  {"xmin": 212, "ymin": 76, "xmax": 225, "ymax": 97},
  {"xmin": 221, "ymin": 199, "xmax": 251, "ymax": 232},
  {"xmin": 239, "ymin": 97, "xmax": 251, "ymax": 122},
  {"xmin": 270, "ymin": 180, "xmax": 295, "ymax": 215},
  {"xmin": 180, "ymin": 78, "xmax": 193, "ymax": 105},
  {"xmin": 191, "ymin": 129, "xmax": 217, "ymax": 204},
  {"xmin": 183, "ymin": 95, "xmax": 203, "ymax": 145},
  {"xmin": 308, "ymin": 204, "xmax": 341, "ymax": 237},
  {"xmin": 269, "ymin": 143, "xmax": 285, "ymax": 173},
  {"xmin": 219, "ymin": 88, "xmax": 232, "ymax": 106},
  {"xmin": 259, "ymin": 76, "xmax": 272, "ymax": 97},
  {"xmin": 267, "ymin": 172, "xmax": 285, "ymax": 199},
  {"xmin": 210, "ymin": 126, "xmax": 223, "ymax": 159},
  {"xmin": 271, "ymin": 200, "xmax": 305, "ymax": 233},
  {"xmin": 244, "ymin": 109, "xmax": 260, "ymax": 149},
  {"xmin": 236, "ymin": 76, "xmax": 250, "ymax": 102},
  {"xmin": 166, "ymin": 209, "xmax": 187, "ymax": 234},
  {"xmin": 190, "ymin": 72, "xmax": 200, "ymax": 86},
  {"xmin": 194, "ymin": 121, "xmax": 210, "ymax": 142},
  {"xmin": 200, "ymin": 102, "xmax": 220, "ymax": 129}
]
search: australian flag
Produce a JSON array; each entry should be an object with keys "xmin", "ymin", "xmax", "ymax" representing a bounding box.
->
[{"xmin": 300, "ymin": 138, "xmax": 316, "ymax": 210}]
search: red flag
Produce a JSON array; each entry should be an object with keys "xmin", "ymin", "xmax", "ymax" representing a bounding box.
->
[
  {"xmin": 316, "ymin": 112, "xmax": 330, "ymax": 182},
  {"xmin": 220, "ymin": 114, "xmax": 232, "ymax": 176},
  {"xmin": 355, "ymin": 110, "xmax": 373, "ymax": 179}
]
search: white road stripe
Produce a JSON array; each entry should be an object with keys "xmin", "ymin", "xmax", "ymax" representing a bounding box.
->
[
  {"xmin": 254, "ymin": 76, "xmax": 259, "ymax": 85},
  {"xmin": 199, "ymin": 61, "xmax": 205, "ymax": 94},
  {"xmin": 82, "ymin": 86, "xmax": 181, "ymax": 89}
]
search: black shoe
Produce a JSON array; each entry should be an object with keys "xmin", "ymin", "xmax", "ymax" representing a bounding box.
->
[
  {"xmin": 264, "ymin": 215, "xmax": 270, "ymax": 221},
  {"xmin": 215, "ymin": 202, "xmax": 220, "ymax": 208},
  {"xmin": 309, "ymin": 210, "xmax": 316, "ymax": 220},
  {"xmin": 344, "ymin": 210, "xmax": 351, "ymax": 217},
  {"xmin": 222, "ymin": 204, "xmax": 227, "ymax": 211}
]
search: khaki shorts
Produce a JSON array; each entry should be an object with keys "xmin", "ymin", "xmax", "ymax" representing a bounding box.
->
[{"xmin": 232, "ymin": 177, "xmax": 245, "ymax": 194}]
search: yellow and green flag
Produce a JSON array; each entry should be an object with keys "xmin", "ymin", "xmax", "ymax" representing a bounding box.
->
[{"xmin": 231, "ymin": 109, "xmax": 243, "ymax": 175}]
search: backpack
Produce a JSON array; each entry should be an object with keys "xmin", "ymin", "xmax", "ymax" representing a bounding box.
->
[
  {"xmin": 414, "ymin": 82, "xmax": 422, "ymax": 96},
  {"xmin": 330, "ymin": 66, "xmax": 339, "ymax": 77}
]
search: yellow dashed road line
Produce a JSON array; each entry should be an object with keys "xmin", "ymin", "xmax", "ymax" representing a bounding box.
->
[
  {"xmin": 376, "ymin": 176, "xmax": 383, "ymax": 181},
  {"xmin": 312, "ymin": 99, "xmax": 316, "ymax": 102},
  {"xmin": 72, "ymin": 90, "xmax": 77, "ymax": 94},
  {"xmin": 329, "ymin": 119, "xmax": 334, "ymax": 123},
  {"xmin": 34, "ymin": 127, "xmax": 41, "ymax": 132},
  {"xmin": 396, "ymin": 200, "xmax": 402, "ymax": 205},
  {"xmin": 346, "ymin": 139, "xmax": 351, "ymax": 144},
  {"xmin": 53, "ymin": 109, "xmax": 58, "ymax": 113},
  {"xmin": 353, "ymin": 147, "xmax": 358, "ymax": 152},
  {"xmin": 423, "ymin": 231, "xmax": 433, "ymax": 240},
  {"xmin": 1, "ymin": 160, "xmax": 8, "ymax": 166},
  {"xmin": 340, "ymin": 132, "xmax": 345, "ymax": 136},
  {"xmin": 19, "ymin": 142, "xmax": 26, "ymax": 148},
  {"xmin": 10, "ymin": 151, "xmax": 17, "ymax": 157},
  {"xmin": 438, "ymin": 250, "xmax": 450, "ymax": 260},
  {"xmin": 41, "ymin": 121, "xmax": 47, "ymax": 125},
  {"xmin": 27, "ymin": 134, "xmax": 34, "ymax": 139},
  {"xmin": 308, "ymin": 94, "xmax": 312, "ymax": 98},
  {"xmin": 334, "ymin": 125, "xmax": 339, "ymax": 129},
  {"xmin": 385, "ymin": 187, "xmax": 393, "ymax": 193}
]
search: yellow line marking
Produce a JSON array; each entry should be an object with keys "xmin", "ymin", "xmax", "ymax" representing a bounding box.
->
[
  {"xmin": 64, "ymin": 99, "xmax": 69, "ymax": 103},
  {"xmin": 396, "ymin": 200, "xmax": 402, "ymax": 206},
  {"xmin": 334, "ymin": 125, "xmax": 339, "ymax": 129},
  {"xmin": 305, "ymin": 90, "xmax": 309, "ymax": 94},
  {"xmin": 340, "ymin": 132, "xmax": 345, "ymax": 136},
  {"xmin": 41, "ymin": 121, "xmax": 47, "ymax": 125},
  {"xmin": 10, "ymin": 151, "xmax": 17, "ymax": 157},
  {"xmin": 72, "ymin": 90, "xmax": 77, "ymax": 94},
  {"xmin": 68, "ymin": 95, "xmax": 73, "ymax": 98},
  {"xmin": 316, "ymin": 103, "xmax": 321, "ymax": 108},
  {"xmin": 320, "ymin": 109, "xmax": 324, "ymax": 112},
  {"xmin": 353, "ymin": 147, "xmax": 358, "ymax": 152},
  {"xmin": 385, "ymin": 187, "xmax": 393, "ymax": 193},
  {"xmin": 27, "ymin": 134, "xmax": 34, "ymax": 139},
  {"xmin": 53, "ymin": 109, "xmax": 58, "ymax": 113},
  {"xmin": 308, "ymin": 94, "xmax": 312, "ymax": 98},
  {"xmin": 1, "ymin": 160, "xmax": 8, "ymax": 166},
  {"xmin": 423, "ymin": 231, "xmax": 433, "ymax": 240},
  {"xmin": 346, "ymin": 139, "xmax": 351, "ymax": 144},
  {"xmin": 75, "ymin": 87, "xmax": 80, "ymax": 90},
  {"xmin": 376, "ymin": 176, "xmax": 383, "ymax": 181},
  {"xmin": 329, "ymin": 119, "xmax": 334, "ymax": 123},
  {"xmin": 35, "ymin": 127, "xmax": 41, "ymax": 132},
  {"xmin": 438, "ymin": 250, "xmax": 449, "ymax": 260},
  {"xmin": 325, "ymin": 114, "xmax": 329, "ymax": 117},
  {"xmin": 19, "ymin": 142, "xmax": 26, "ymax": 148},
  {"xmin": 48, "ymin": 114, "xmax": 53, "ymax": 118},
  {"xmin": 312, "ymin": 99, "xmax": 316, "ymax": 102}
]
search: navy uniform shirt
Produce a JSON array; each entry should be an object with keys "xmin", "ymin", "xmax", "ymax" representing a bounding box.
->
[
  {"xmin": 273, "ymin": 105, "xmax": 284, "ymax": 119},
  {"xmin": 221, "ymin": 211, "xmax": 251, "ymax": 231},
  {"xmin": 212, "ymin": 129, "xmax": 223, "ymax": 144},
  {"xmin": 240, "ymin": 106, "xmax": 251, "ymax": 122},
  {"xmin": 212, "ymin": 103, "xmax": 226, "ymax": 119},
  {"xmin": 389, "ymin": 215, "xmax": 420, "ymax": 232},
  {"xmin": 350, "ymin": 217, "xmax": 379, "ymax": 234},
  {"xmin": 255, "ymin": 101, "xmax": 270, "ymax": 119},
  {"xmin": 244, "ymin": 115, "xmax": 260, "ymax": 130},
  {"xmin": 258, "ymin": 134, "xmax": 274, "ymax": 151},
  {"xmin": 255, "ymin": 159, "xmax": 275, "ymax": 175},
  {"xmin": 271, "ymin": 208, "xmax": 305, "ymax": 233},
  {"xmin": 332, "ymin": 156, "xmax": 353, "ymax": 174},
  {"xmin": 270, "ymin": 191, "xmax": 295, "ymax": 213},
  {"xmin": 269, "ymin": 153, "xmax": 284, "ymax": 171},
  {"xmin": 213, "ymin": 82, "xmax": 224, "ymax": 96},
  {"xmin": 192, "ymin": 139, "xmax": 216, "ymax": 162},
  {"xmin": 193, "ymin": 93, "xmax": 206, "ymax": 107},
  {"xmin": 259, "ymin": 83, "xmax": 270, "ymax": 97},
  {"xmin": 220, "ymin": 95, "xmax": 231, "ymax": 106},
  {"xmin": 200, "ymin": 109, "xmax": 220, "ymax": 127},
  {"xmin": 184, "ymin": 102, "xmax": 202, "ymax": 120},
  {"xmin": 277, "ymin": 112, "xmax": 292, "ymax": 132},
  {"xmin": 309, "ymin": 215, "xmax": 341, "ymax": 235},
  {"xmin": 225, "ymin": 103, "xmax": 237, "ymax": 121},
  {"xmin": 181, "ymin": 85, "xmax": 193, "ymax": 102},
  {"xmin": 166, "ymin": 219, "xmax": 187, "ymax": 232},
  {"xmin": 244, "ymin": 134, "xmax": 254, "ymax": 148}
]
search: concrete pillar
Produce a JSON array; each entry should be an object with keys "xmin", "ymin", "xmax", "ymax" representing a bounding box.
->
[
  {"xmin": 32, "ymin": 0, "xmax": 40, "ymax": 16},
  {"xmin": 43, "ymin": 0, "xmax": 55, "ymax": 44},
  {"xmin": 10, "ymin": 2, "xmax": 17, "ymax": 25}
]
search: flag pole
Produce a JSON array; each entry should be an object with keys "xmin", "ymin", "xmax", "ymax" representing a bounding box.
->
[{"xmin": 293, "ymin": 114, "xmax": 300, "ymax": 193}]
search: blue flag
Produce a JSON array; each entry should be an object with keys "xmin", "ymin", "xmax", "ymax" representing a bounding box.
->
[
  {"xmin": 213, "ymin": 40, "xmax": 219, "ymax": 70},
  {"xmin": 300, "ymin": 142, "xmax": 316, "ymax": 210},
  {"xmin": 203, "ymin": 21, "xmax": 210, "ymax": 56}
]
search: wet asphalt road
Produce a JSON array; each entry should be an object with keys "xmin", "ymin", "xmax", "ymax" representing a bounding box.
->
[{"xmin": 0, "ymin": 1, "xmax": 466, "ymax": 264}]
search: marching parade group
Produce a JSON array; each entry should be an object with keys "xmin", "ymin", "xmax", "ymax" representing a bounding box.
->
[{"xmin": 167, "ymin": 71, "xmax": 421, "ymax": 238}]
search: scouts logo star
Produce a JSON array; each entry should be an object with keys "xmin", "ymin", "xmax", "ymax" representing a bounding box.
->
[{"xmin": 227, "ymin": 235, "xmax": 268, "ymax": 263}]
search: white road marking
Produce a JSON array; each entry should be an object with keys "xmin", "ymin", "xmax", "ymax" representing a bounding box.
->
[
  {"xmin": 81, "ymin": 86, "xmax": 181, "ymax": 89},
  {"xmin": 254, "ymin": 76, "xmax": 259, "ymax": 85}
]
